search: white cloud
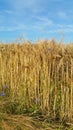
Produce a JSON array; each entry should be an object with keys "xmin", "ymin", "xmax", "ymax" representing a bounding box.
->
[
  {"xmin": 46, "ymin": 27, "xmax": 73, "ymax": 34},
  {"xmin": 57, "ymin": 24, "xmax": 73, "ymax": 28},
  {"xmin": 32, "ymin": 15, "xmax": 54, "ymax": 26},
  {"xmin": 0, "ymin": 10, "xmax": 14, "ymax": 15},
  {"xmin": 4, "ymin": 10, "xmax": 14, "ymax": 14},
  {"xmin": 6, "ymin": 0, "xmax": 41, "ymax": 13},
  {"xmin": 1, "ymin": 21, "xmax": 73, "ymax": 34},
  {"xmin": 0, "ymin": 24, "xmax": 27, "ymax": 32},
  {"xmin": 58, "ymin": 11, "xmax": 67, "ymax": 19}
]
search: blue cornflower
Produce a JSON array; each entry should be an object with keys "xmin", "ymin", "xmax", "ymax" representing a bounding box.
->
[
  {"xmin": 0, "ymin": 91, "xmax": 5, "ymax": 96},
  {"xmin": 48, "ymin": 48, "xmax": 51, "ymax": 51}
]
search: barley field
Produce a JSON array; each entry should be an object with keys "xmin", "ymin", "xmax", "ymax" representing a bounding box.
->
[{"xmin": 0, "ymin": 39, "xmax": 73, "ymax": 130}]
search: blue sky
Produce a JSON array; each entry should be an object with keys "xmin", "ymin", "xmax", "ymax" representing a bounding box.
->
[{"xmin": 0, "ymin": 0, "xmax": 73, "ymax": 43}]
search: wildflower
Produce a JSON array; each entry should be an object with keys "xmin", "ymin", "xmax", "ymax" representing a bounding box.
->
[
  {"xmin": 48, "ymin": 48, "xmax": 51, "ymax": 51},
  {"xmin": 34, "ymin": 98, "xmax": 39, "ymax": 104},
  {"xmin": 0, "ymin": 91, "xmax": 5, "ymax": 96}
]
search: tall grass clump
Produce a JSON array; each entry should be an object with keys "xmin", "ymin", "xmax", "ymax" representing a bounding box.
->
[{"xmin": 0, "ymin": 40, "xmax": 73, "ymax": 123}]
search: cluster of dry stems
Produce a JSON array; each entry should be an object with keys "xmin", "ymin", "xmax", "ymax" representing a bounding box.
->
[{"xmin": 0, "ymin": 39, "xmax": 73, "ymax": 121}]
